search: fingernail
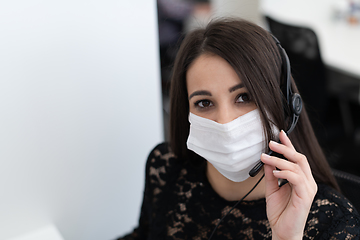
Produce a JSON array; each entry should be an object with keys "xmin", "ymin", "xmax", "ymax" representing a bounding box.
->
[
  {"xmin": 273, "ymin": 170, "xmax": 281, "ymax": 174},
  {"xmin": 261, "ymin": 153, "xmax": 271, "ymax": 160},
  {"xmin": 270, "ymin": 140, "xmax": 278, "ymax": 145}
]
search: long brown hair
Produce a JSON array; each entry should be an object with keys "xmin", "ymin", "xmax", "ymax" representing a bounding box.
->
[{"xmin": 169, "ymin": 18, "xmax": 339, "ymax": 190}]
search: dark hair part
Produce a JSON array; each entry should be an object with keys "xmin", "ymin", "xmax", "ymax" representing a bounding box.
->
[{"xmin": 169, "ymin": 18, "xmax": 339, "ymax": 191}]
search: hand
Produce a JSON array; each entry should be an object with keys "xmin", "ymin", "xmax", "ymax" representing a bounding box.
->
[{"xmin": 260, "ymin": 130, "xmax": 318, "ymax": 240}]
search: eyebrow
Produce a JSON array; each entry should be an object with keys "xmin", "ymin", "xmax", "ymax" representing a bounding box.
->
[
  {"xmin": 188, "ymin": 83, "xmax": 245, "ymax": 100},
  {"xmin": 229, "ymin": 83, "xmax": 245, "ymax": 92},
  {"xmin": 188, "ymin": 90, "xmax": 211, "ymax": 100}
]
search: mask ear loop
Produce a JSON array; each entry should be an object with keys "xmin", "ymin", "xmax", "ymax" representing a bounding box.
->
[{"xmin": 207, "ymin": 173, "xmax": 265, "ymax": 240}]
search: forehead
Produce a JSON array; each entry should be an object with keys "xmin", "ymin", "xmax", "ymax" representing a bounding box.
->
[{"xmin": 186, "ymin": 54, "xmax": 242, "ymax": 93}]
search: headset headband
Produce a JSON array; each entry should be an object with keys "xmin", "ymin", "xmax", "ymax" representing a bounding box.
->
[
  {"xmin": 249, "ymin": 34, "xmax": 303, "ymax": 177},
  {"xmin": 271, "ymin": 35, "xmax": 302, "ymax": 134}
]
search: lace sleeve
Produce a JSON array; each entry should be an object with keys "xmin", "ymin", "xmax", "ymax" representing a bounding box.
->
[
  {"xmin": 304, "ymin": 184, "xmax": 360, "ymax": 240},
  {"xmin": 318, "ymin": 200, "xmax": 360, "ymax": 239}
]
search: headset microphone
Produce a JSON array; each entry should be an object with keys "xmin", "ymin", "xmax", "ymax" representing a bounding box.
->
[{"xmin": 248, "ymin": 35, "xmax": 303, "ymax": 178}]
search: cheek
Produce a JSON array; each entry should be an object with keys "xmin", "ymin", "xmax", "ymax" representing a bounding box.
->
[
  {"xmin": 235, "ymin": 103, "xmax": 258, "ymax": 116},
  {"xmin": 188, "ymin": 101, "xmax": 194, "ymax": 112},
  {"xmin": 247, "ymin": 102, "xmax": 258, "ymax": 111},
  {"xmin": 188, "ymin": 104, "xmax": 215, "ymax": 120}
]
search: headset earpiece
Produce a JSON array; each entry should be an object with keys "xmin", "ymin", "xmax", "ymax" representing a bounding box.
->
[
  {"xmin": 249, "ymin": 34, "xmax": 303, "ymax": 177},
  {"xmin": 292, "ymin": 93, "xmax": 302, "ymax": 116}
]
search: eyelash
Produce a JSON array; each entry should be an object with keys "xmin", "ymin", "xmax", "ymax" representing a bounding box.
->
[
  {"xmin": 194, "ymin": 93, "xmax": 252, "ymax": 109},
  {"xmin": 194, "ymin": 99, "xmax": 213, "ymax": 109},
  {"xmin": 236, "ymin": 93, "xmax": 251, "ymax": 103}
]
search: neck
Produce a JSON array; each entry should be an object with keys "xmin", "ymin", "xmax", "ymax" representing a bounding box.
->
[{"xmin": 206, "ymin": 162, "xmax": 265, "ymax": 201}]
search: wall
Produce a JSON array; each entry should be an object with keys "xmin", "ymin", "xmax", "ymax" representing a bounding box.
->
[
  {"xmin": 0, "ymin": 1, "xmax": 163, "ymax": 240},
  {"xmin": 210, "ymin": 0, "xmax": 263, "ymax": 26}
]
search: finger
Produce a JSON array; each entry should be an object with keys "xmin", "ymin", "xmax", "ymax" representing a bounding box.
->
[
  {"xmin": 278, "ymin": 132, "xmax": 314, "ymax": 181},
  {"xmin": 264, "ymin": 163, "xmax": 279, "ymax": 196},
  {"xmin": 279, "ymin": 130, "xmax": 295, "ymax": 150},
  {"xmin": 273, "ymin": 169, "xmax": 316, "ymax": 202},
  {"xmin": 261, "ymin": 153, "xmax": 299, "ymax": 173},
  {"xmin": 272, "ymin": 169, "xmax": 302, "ymax": 186},
  {"xmin": 268, "ymin": 141, "xmax": 312, "ymax": 176},
  {"xmin": 261, "ymin": 152, "xmax": 311, "ymax": 184},
  {"xmin": 269, "ymin": 140, "xmax": 296, "ymax": 163}
]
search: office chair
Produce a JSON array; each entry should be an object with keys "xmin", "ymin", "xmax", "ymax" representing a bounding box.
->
[
  {"xmin": 265, "ymin": 16, "xmax": 329, "ymax": 142},
  {"xmin": 332, "ymin": 168, "xmax": 360, "ymax": 212},
  {"xmin": 266, "ymin": 16, "xmax": 360, "ymax": 145}
]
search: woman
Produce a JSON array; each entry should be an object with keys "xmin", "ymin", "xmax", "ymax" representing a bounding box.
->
[{"xmin": 118, "ymin": 18, "xmax": 359, "ymax": 239}]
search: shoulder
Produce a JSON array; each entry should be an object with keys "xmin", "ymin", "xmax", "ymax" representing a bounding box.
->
[
  {"xmin": 147, "ymin": 142, "xmax": 175, "ymax": 162},
  {"xmin": 304, "ymin": 183, "xmax": 360, "ymax": 239},
  {"xmin": 145, "ymin": 142, "xmax": 180, "ymax": 186},
  {"xmin": 146, "ymin": 142, "xmax": 178, "ymax": 169}
]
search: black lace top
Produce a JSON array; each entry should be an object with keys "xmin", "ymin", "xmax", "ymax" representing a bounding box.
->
[{"xmin": 117, "ymin": 143, "xmax": 360, "ymax": 240}]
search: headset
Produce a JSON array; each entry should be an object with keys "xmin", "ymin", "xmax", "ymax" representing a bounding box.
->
[{"xmin": 248, "ymin": 35, "xmax": 303, "ymax": 178}]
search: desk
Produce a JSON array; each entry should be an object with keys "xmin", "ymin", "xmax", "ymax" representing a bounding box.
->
[{"xmin": 260, "ymin": 0, "xmax": 360, "ymax": 80}]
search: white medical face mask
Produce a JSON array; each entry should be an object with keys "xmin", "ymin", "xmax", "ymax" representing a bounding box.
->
[{"xmin": 187, "ymin": 109, "xmax": 279, "ymax": 182}]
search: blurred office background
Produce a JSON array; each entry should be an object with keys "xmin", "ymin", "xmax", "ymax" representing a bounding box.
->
[{"xmin": 0, "ymin": 0, "xmax": 359, "ymax": 240}]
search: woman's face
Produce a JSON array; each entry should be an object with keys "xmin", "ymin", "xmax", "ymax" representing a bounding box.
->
[{"xmin": 186, "ymin": 54, "xmax": 257, "ymax": 124}]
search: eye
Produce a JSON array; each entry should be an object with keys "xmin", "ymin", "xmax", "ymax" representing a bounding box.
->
[
  {"xmin": 194, "ymin": 99, "xmax": 213, "ymax": 109},
  {"xmin": 236, "ymin": 93, "xmax": 251, "ymax": 103}
]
